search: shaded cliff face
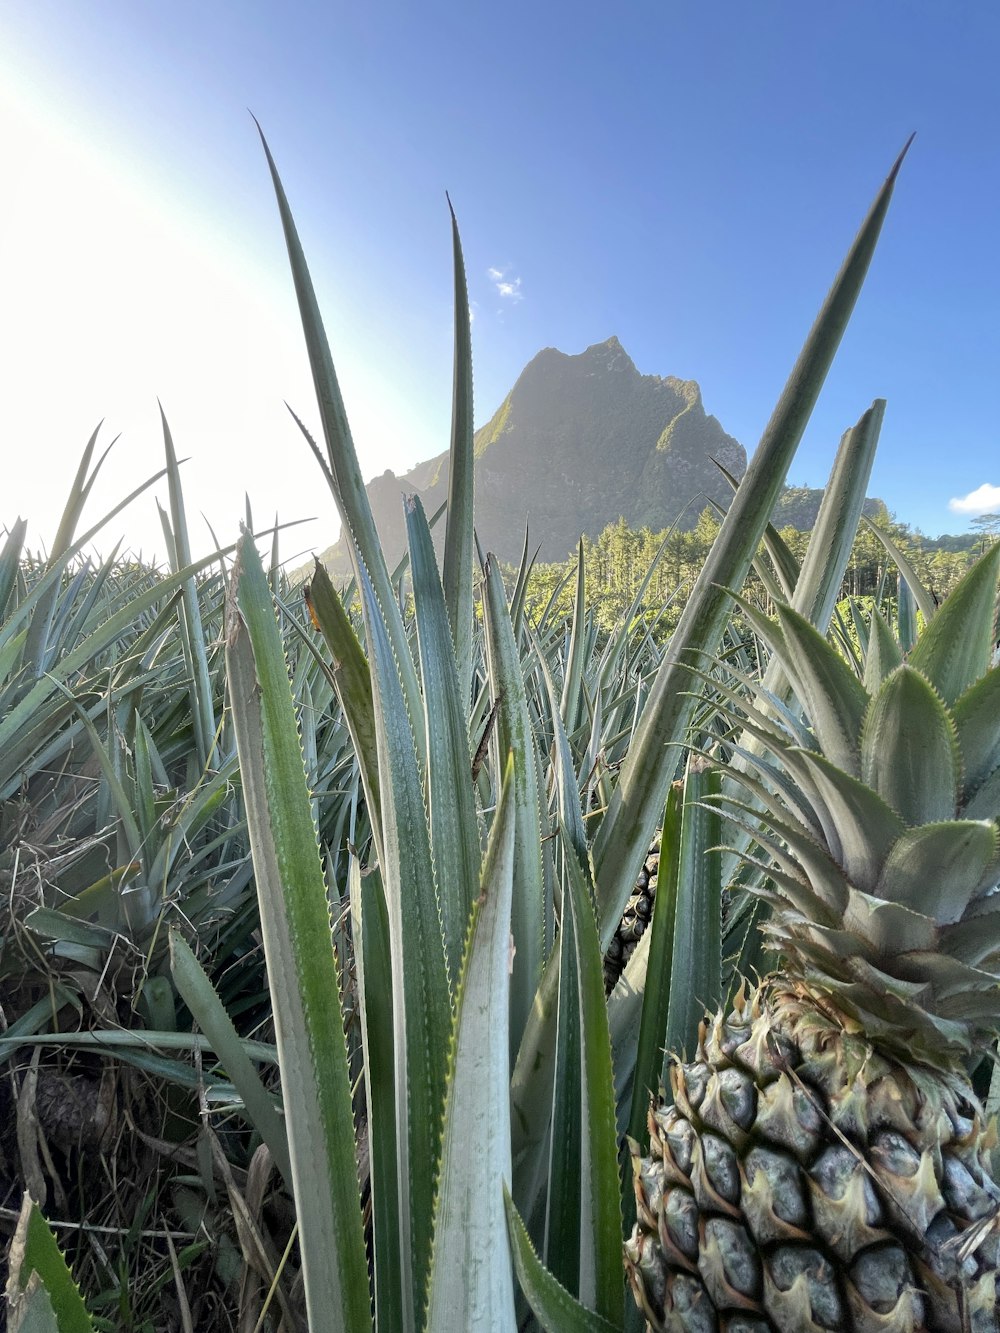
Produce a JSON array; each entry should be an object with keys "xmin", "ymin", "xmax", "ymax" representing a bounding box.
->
[{"xmin": 321, "ymin": 336, "xmax": 747, "ymax": 574}]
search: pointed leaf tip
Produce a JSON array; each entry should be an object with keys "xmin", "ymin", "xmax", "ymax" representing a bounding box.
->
[{"xmin": 888, "ymin": 133, "xmax": 916, "ymax": 182}]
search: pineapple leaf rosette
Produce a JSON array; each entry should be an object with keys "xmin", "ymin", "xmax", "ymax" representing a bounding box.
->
[{"xmin": 626, "ymin": 543, "xmax": 1000, "ymax": 1333}]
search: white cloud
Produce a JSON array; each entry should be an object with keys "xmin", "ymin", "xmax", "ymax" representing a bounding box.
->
[
  {"xmin": 488, "ymin": 265, "xmax": 524, "ymax": 303},
  {"xmin": 948, "ymin": 483, "xmax": 1000, "ymax": 515}
]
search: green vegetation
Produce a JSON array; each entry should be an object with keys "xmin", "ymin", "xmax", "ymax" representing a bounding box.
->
[
  {"xmin": 3, "ymin": 129, "xmax": 997, "ymax": 1333},
  {"xmin": 474, "ymin": 391, "xmax": 513, "ymax": 454},
  {"xmin": 518, "ymin": 504, "xmax": 985, "ymax": 635}
]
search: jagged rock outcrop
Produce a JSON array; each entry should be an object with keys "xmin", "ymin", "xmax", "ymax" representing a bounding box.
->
[{"xmin": 319, "ymin": 336, "xmax": 747, "ymax": 574}]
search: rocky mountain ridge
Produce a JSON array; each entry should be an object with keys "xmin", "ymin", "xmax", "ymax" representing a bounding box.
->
[{"xmin": 317, "ymin": 336, "xmax": 748, "ymax": 575}]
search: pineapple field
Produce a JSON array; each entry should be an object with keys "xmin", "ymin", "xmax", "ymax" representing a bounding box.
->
[{"xmin": 3, "ymin": 129, "xmax": 999, "ymax": 1333}]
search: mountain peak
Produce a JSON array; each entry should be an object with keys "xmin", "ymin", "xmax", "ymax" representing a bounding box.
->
[
  {"xmin": 318, "ymin": 337, "xmax": 747, "ymax": 574},
  {"xmin": 582, "ymin": 335, "xmax": 634, "ymax": 373}
]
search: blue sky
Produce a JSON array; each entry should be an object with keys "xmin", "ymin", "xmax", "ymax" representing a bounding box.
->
[{"xmin": 1, "ymin": 2, "xmax": 997, "ymax": 560}]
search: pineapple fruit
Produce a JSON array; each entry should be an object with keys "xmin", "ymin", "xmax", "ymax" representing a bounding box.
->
[
  {"xmin": 605, "ymin": 841, "xmax": 661, "ymax": 993},
  {"xmin": 626, "ymin": 544, "xmax": 1000, "ymax": 1332}
]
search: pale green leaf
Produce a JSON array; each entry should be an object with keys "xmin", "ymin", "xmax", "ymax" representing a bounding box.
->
[
  {"xmin": 160, "ymin": 407, "xmax": 216, "ymax": 769},
  {"xmin": 790, "ymin": 401, "xmax": 884, "ymax": 632},
  {"xmin": 255, "ymin": 121, "xmax": 425, "ymax": 761},
  {"xmin": 862, "ymin": 517, "xmax": 936, "ymax": 626},
  {"xmin": 875, "ymin": 821, "xmax": 999, "ymax": 924},
  {"xmin": 442, "ymin": 195, "xmax": 475, "ymax": 708},
  {"xmin": 406, "ymin": 493, "xmax": 481, "ymax": 989},
  {"xmin": 356, "ymin": 558, "xmax": 450, "ymax": 1328},
  {"xmin": 226, "ymin": 530, "xmax": 371, "ymax": 1333},
  {"xmin": 863, "ymin": 605, "xmax": 903, "ymax": 694},
  {"xmin": 908, "ymin": 542, "xmax": 1000, "ymax": 704},
  {"xmin": 953, "ymin": 664, "xmax": 1000, "ymax": 803},
  {"xmin": 626, "ymin": 781, "xmax": 682, "ymax": 1152},
  {"xmin": 842, "ymin": 887, "xmax": 938, "ymax": 955},
  {"xmin": 772, "ymin": 601, "xmax": 869, "ymax": 776},
  {"xmin": 561, "ymin": 540, "xmax": 588, "ymax": 738},
  {"xmin": 425, "ymin": 756, "xmax": 518, "ymax": 1331},
  {"xmin": 349, "ymin": 859, "xmax": 402, "ymax": 1329},
  {"xmin": 789, "ymin": 748, "xmax": 905, "ymax": 892},
  {"xmin": 861, "ymin": 665, "xmax": 959, "ymax": 824},
  {"xmin": 302, "ymin": 560, "xmax": 381, "ymax": 845},
  {"xmin": 561, "ymin": 832, "xmax": 625, "ymax": 1323},
  {"xmin": 483, "ymin": 556, "xmax": 546, "ymax": 1060}
]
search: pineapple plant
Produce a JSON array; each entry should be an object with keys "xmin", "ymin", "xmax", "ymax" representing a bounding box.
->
[{"xmin": 626, "ymin": 543, "xmax": 1000, "ymax": 1332}]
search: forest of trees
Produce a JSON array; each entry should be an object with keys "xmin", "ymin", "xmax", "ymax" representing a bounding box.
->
[{"xmin": 514, "ymin": 505, "xmax": 986, "ymax": 637}]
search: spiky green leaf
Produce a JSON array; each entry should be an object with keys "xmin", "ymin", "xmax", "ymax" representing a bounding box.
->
[
  {"xmin": 483, "ymin": 556, "xmax": 546, "ymax": 1059},
  {"xmin": 169, "ymin": 931, "xmax": 291, "ymax": 1187},
  {"xmin": 841, "ymin": 887, "xmax": 938, "ymax": 955},
  {"xmin": 875, "ymin": 821, "xmax": 999, "ymax": 924},
  {"xmin": 789, "ymin": 748, "xmax": 905, "ymax": 892},
  {"xmin": 356, "ymin": 558, "xmax": 450, "ymax": 1327},
  {"xmin": 863, "ymin": 605, "xmax": 903, "ymax": 694},
  {"xmin": 303, "ymin": 560, "xmax": 381, "ymax": 841},
  {"xmin": 953, "ymin": 663, "xmax": 1000, "ymax": 803},
  {"xmin": 505, "ymin": 1190, "xmax": 619, "ymax": 1333},
  {"xmin": 908, "ymin": 542, "xmax": 1000, "ymax": 704},
  {"xmin": 663, "ymin": 760, "xmax": 723, "ymax": 1072},
  {"xmin": 862, "ymin": 517, "xmax": 936, "ymax": 626},
  {"xmin": 406, "ymin": 493, "xmax": 481, "ymax": 987},
  {"xmin": 626, "ymin": 781, "xmax": 683, "ymax": 1151},
  {"xmin": 861, "ymin": 665, "xmax": 959, "ymax": 824},
  {"xmin": 226, "ymin": 531, "xmax": 371, "ymax": 1333},
  {"xmin": 425, "ymin": 756, "xmax": 518, "ymax": 1331},
  {"xmin": 441, "ymin": 196, "xmax": 476, "ymax": 708},
  {"xmin": 255, "ymin": 121, "xmax": 425, "ymax": 759},
  {"xmin": 6, "ymin": 1194, "xmax": 94, "ymax": 1333},
  {"xmin": 790, "ymin": 402, "xmax": 884, "ymax": 632},
  {"xmin": 348, "ymin": 859, "xmax": 402, "ymax": 1328},
  {"xmin": 771, "ymin": 601, "xmax": 869, "ymax": 776},
  {"xmin": 561, "ymin": 837, "xmax": 625, "ymax": 1323}
]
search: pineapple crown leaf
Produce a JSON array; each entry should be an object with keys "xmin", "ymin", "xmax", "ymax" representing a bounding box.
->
[
  {"xmin": 906, "ymin": 540, "xmax": 1000, "ymax": 706},
  {"xmin": 712, "ymin": 554, "xmax": 1000, "ymax": 1063},
  {"xmin": 841, "ymin": 884, "xmax": 939, "ymax": 955},
  {"xmin": 966, "ymin": 767, "xmax": 1000, "ymax": 822},
  {"xmin": 939, "ymin": 907, "xmax": 1000, "ymax": 968},
  {"xmin": 721, "ymin": 590, "xmax": 869, "ymax": 768},
  {"xmin": 709, "ymin": 790, "xmax": 848, "ymax": 918},
  {"xmin": 782, "ymin": 746, "xmax": 905, "ymax": 893},
  {"xmin": 770, "ymin": 600, "xmax": 869, "ymax": 776},
  {"xmin": 721, "ymin": 742, "xmax": 827, "ymax": 838},
  {"xmin": 680, "ymin": 668, "xmax": 813, "ymax": 754},
  {"xmin": 903, "ymin": 950, "xmax": 1000, "ymax": 1006},
  {"xmin": 860, "ymin": 664, "xmax": 961, "ymax": 826},
  {"xmin": 862, "ymin": 603, "xmax": 903, "ymax": 693},
  {"xmin": 831, "ymin": 979, "xmax": 974, "ymax": 1064},
  {"xmin": 728, "ymin": 846, "xmax": 838, "ymax": 926},
  {"xmin": 873, "ymin": 820, "xmax": 1000, "ymax": 924},
  {"xmin": 952, "ymin": 661, "xmax": 1000, "ymax": 807}
]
